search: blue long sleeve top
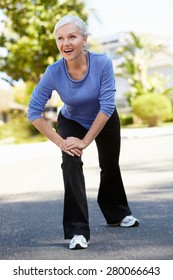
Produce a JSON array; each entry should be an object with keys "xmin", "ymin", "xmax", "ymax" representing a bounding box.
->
[{"xmin": 28, "ymin": 51, "xmax": 116, "ymax": 129}]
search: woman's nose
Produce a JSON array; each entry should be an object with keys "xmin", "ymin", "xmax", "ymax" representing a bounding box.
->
[{"xmin": 64, "ymin": 38, "xmax": 70, "ymax": 45}]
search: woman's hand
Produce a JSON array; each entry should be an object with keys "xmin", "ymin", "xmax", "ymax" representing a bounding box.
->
[
  {"xmin": 31, "ymin": 119, "xmax": 83, "ymax": 157},
  {"xmin": 63, "ymin": 147, "xmax": 83, "ymax": 157},
  {"xmin": 60, "ymin": 137, "xmax": 87, "ymax": 153}
]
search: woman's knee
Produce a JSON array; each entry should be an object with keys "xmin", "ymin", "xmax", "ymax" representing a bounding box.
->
[{"xmin": 61, "ymin": 153, "xmax": 83, "ymax": 169}]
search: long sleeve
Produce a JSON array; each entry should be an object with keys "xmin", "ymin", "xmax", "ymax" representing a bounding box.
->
[
  {"xmin": 28, "ymin": 67, "xmax": 55, "ymax": 122},
  {"xmin": 98, "ymin": 58, "xmax": 116, "ymax": 117}
]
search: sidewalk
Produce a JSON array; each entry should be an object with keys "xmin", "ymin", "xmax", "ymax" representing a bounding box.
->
[{"xmin": 121, "ymin": 125, "xmax": 173, "ymax": 139}]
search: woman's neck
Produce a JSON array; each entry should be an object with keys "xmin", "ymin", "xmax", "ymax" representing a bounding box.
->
[
  {"xmin": 66, "ymin": 50, "xmax": 87, "ymax": 68},
  {"xmin": 66, "ymin": 51, "xmax": 88, "ymax": 80}
]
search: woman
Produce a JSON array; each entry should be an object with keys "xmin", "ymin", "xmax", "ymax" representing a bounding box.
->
[{"xmin": 28, "ymin": 14, "xmax": 139, "ymax": 250}]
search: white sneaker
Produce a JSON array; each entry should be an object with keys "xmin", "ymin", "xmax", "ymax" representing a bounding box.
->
[
  {"xmin": 110, "ymin": 215, "xmax": 139, "ymax": 227},
  {"xmin": 120, "ymin": 215, "xmax": 139, "ymax": 227},
  {"xmin": 69, "ymin": 235, "xmax": 89, "ymax": 250}
]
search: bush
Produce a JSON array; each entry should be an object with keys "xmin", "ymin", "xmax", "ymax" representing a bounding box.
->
[
  {"xmin": 119, "ymin": 114, "xmax": 134, "ymax": 126},
  {"xmin": 132, "ymin": 94, "xmax": 172, "ymax": 126}
]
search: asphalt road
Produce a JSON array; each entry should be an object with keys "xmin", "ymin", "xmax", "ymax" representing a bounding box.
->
[{"xmin": 0, "ymin": 131, "xmax": 173, "ymax": 260}]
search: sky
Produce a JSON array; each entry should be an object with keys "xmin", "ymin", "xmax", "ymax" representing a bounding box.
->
[{"xmin": 85, "ymin": 0, "xmax": 173, "ymax": 39}]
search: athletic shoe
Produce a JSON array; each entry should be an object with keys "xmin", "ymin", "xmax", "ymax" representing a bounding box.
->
[
  {"xmin": 69, "ymin": 235, "xmax": 89, "ymax": 250},
  {"xmin": 110, "ymin": 215, "xmax": 139, "ymax": 227},
  {"xmin": 120, "ymin": 215, "xmax": 139, "ymax": 227}
]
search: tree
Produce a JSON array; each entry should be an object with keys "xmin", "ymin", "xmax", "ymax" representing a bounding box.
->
[
  {"xmin": 115, "ymin": 32, "xmax": 172, "ymax": 104},
  {"xmin": 0, "ymin": 0, "xmax": 88, "ymax": 84}
]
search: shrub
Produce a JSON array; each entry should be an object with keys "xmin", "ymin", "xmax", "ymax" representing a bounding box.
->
[
  {"xmin": 119, "ymin": 114, "xmax": 134, "ymax": 126},
  {"xmin": 132, "ymin": 94, "xmax": 172, "ymax": 126}
]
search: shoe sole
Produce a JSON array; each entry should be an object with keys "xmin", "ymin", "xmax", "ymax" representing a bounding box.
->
[
  {"xmin": 120, "ymin": 220, "xmax": 139, "ymax": 227},
  {"xmin": 109, "ymin": 220, "xmax": 139, "ymax": 227},
  {"xmin": 69, "ymin": 243, "xmax": 88, "ymax": 250}
]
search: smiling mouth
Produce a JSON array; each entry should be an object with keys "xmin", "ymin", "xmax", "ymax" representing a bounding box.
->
[{"xmin": 64, "ymin": 49, "xmax": 74, "ymax": 54}]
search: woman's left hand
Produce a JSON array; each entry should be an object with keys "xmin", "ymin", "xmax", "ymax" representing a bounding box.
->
[{"xmin": 60, "ymin": 137, "xmax": 87, "ymax": 151}]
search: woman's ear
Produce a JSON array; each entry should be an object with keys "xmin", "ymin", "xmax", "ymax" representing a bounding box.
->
[{"xmin": 83, "ymin": 36, "xmax": 88, "ymax": 48}]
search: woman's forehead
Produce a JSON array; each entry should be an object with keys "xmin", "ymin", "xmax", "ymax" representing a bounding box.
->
[{"xmin": 56, "ymin": 23, "xmax": 81, "ymax": 35}]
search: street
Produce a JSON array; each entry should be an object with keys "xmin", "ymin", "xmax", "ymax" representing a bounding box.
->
[{"xmin": 0, "ymin": 128, "xmax": 173, "ymax": 260}]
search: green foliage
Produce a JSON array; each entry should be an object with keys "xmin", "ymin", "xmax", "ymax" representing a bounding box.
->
[
  {"xmin": 126, "ymin": 72, "xmax": 173, "ymax": 104},
  {"xmin": 116, "ymin": 32, "xmax": 158, "ymax": 78},
  {"xmin": 116, "ymin": 32, "xmax": 173, "ymax": 105},
  {"xmin": 167, "ymin": 90, "xmax": 173, "ymax": 106},
  {"xmin": 0, "ymin": 0, "xmax": 88, "ymax": 83},
  {"xmin": 0, "ymin": 110, "xmax": 46, "ymax": 143},
  {"xmin": 119, "ymin": 113, "xmax": 134, "ymax": 126},
  {"xmin": 132, "ymin": 94, "xmax": 173, "ymax": 126}
]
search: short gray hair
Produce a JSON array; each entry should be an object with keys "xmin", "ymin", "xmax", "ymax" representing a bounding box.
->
[{"xmin": 53, "ymin": 14, "xmax": 88, "ymax": 37}]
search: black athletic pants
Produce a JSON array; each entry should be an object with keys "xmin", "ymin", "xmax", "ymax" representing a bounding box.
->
[{"xmin": 57, "ymin": 109, "xmax": 131, "ymax": 241}]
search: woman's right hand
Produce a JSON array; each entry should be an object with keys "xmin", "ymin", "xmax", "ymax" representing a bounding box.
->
[
  {"xmin": 64, "ymin": 148, "xmax": 83, "ymax": 157},
  {"xmin": 60, "ymin": 145, "xmax": 83, "ymax": 157}
]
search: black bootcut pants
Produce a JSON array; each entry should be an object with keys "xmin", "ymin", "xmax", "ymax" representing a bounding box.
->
[{"xmin": 57, "ymin": 109, "xmax": 131, "ymax": 241}]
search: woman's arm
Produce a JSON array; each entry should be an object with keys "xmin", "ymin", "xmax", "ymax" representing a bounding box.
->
[
  {"xmin": 83, "ymin": 111, "xmax": 109, "ymax": 145},
  {"xmin": 28, "ymin": 67, "xmax": 82, "ymax": 157},
  {"xmin": 32, "ymin": 118, "xmax": 82, "ymax": 157},
  {"xmin": 60, "ymin": 111, "xmax": 109, "ymax": 151}
]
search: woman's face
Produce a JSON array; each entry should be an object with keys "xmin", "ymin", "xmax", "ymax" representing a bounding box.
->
[{"xmin": 55, "ymin": 23, "xmax": 87, "ymax": 61}]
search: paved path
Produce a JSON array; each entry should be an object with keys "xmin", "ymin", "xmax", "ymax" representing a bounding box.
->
[{"xmin": 0, "ymin": 127, "xmax": 173, "ymax": 260}]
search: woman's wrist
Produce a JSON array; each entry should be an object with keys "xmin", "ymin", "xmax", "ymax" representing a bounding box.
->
[{"xmin": 82, "ymin": 138, "xmax": 91, "ymax": 148}]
